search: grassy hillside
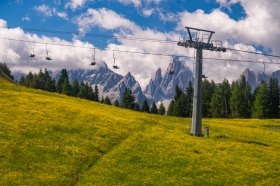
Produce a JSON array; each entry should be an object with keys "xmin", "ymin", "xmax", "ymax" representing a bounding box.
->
[{"xmin": 0, "ymin": 77, "xmax": 280, "ymax": 185}]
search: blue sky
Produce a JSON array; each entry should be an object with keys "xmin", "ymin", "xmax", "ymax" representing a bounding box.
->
[{"xmin": 0, "ymin": 0, "xmax": 279, "ymax": 87}]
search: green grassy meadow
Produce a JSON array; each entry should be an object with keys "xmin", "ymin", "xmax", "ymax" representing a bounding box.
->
[{"xmin": 0, "ymin": 77, "xmax": 280, "ymax": 185}]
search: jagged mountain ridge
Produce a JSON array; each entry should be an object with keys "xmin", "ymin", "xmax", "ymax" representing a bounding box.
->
[{"xmin": 144, "ymin": 56, "xmax": 193, "ymax": 102}]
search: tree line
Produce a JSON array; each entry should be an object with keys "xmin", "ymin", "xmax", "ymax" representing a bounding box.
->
[
  {"xmin": 0, "ymin": 63, "xmax": 166, "ymax": 115},
  {"xmin": 167, "ymin": 75, "xmax": 280, "ymax": 119}
]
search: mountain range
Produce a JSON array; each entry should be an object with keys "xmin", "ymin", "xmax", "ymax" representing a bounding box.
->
[{"xmin": 13, "ymin": 60, "xmax": 280, "ymax": 106}]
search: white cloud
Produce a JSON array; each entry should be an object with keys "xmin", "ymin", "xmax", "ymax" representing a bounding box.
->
[
  {"xmin": 116, "ymin": 0, "xmax": 164, "ymax": 7},
  {"xmin": 57, "ymin": 12, "xmax": 68, "ymax": 20},
  {"xmin": 74, "ymin": 8, "xmax": 139, "ymax": 32},
  {"xmin": 116, "ymin": 0, "xmax": 142, "ymax": 7},
  {"xmin": 34, "ymin": 4, "xmax": 53, "ymax": 17},
  {"xmin": 65, "ymin": 0, "xmax": 93, "ymax": 10},
  {"xmin": 142, "ymin": 8, "xmax": 154, "ymax": 17},
  {"xmin": 34, "ymin": 5, "xmax": 69, "ymax": 20},
  {"xmin": 22, "ymin": 16, "xmax": 31, "ymax": 21}
]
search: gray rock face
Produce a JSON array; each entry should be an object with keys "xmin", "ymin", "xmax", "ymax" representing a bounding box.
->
[
  {"xmin": 144, "ymin": 57, "xmax": 193, "ymax": 102},
  {"xmin": 240, "ymin": 68, "xmax": 271, "ymax": 91},
  {"xmin": 103, "ymin": 72, "xmax": 147, "ymax": 106},
  {"xmin": 50, "ymin": 62, "xmax": 123, "ymax": 93}
]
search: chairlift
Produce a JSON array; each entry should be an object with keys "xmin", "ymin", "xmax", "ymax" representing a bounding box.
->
[
  {"xmin": 29, "ymin": 42, "xmax": 35, "ymax": 58},
  {"xmin": 112, "ymin": 50, "xmax": 119, "ymax": 69},
  {"xmin": 168, "ymin": 56, "xmax": 175, "ymax": 75},
  {"xmin": 90, "ymin": 48, "xmax": 96, "ymax": 66},
  {"xmin": 202, "ymin": 74, "xmax": 207, "ymax": 79},
  {"xmin": 45, "ymin": 43, "xmax": 52, "ymax": 60}
]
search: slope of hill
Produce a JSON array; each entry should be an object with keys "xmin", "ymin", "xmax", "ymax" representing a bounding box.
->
[{"xmin": 1, "ymin": 77, "xmax": 280, "ymax": 185}]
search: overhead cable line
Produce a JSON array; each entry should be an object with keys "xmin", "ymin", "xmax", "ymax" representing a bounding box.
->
[
  {"xmin": 2, "ymin": 26, "xmax": 280, "ymax": 59},
  {"xmin": 0, "ymin": 37, "xmax": 280, "ymax": 65}
]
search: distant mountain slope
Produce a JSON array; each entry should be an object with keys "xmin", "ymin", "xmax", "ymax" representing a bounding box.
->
[{"xmin": 144, "ymin": 57, "xmax": 193, "ymax": 102}]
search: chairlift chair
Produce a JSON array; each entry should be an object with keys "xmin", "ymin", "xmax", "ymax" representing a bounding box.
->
[
  {"xmin": 202, "ymin": 74, "xmax": 207, "ymax": 78},
  {"xmin": 168, "ymin": 56, "xmax": 175, "ymax": 75},
  {"xmin": 90, "ymin": 48, "xmax": 96, "ymax": 66},
  {"xmin": 112, "ymin": 50, "xmax": 119, "ymax": 69},
  {"xmin": 45, "ymin": 43, "xmax": 52, "ymax": 60},
  {"xmin": 29, "ymin": 42, "xmax": 35, "ymax": 58}
]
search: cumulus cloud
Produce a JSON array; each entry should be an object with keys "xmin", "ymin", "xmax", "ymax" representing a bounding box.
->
[
  {"xmin": 74, "ymin": 8, "xmax": 139, "ymax": 32},
  {"xmin": 142, "ymin": 8, "xmax": 154, "ymax": 17},
  {"xmin": 57, "ymin": 12, "xmax": 68, "ymax": 20},
  {"xmin": 65, "ymin": 0, "xmax": 94, "ymax": 10},
  {"xmin": 34, "ymin": 4, "xmax": 53, "ymax": 17},
  {"xmin": 22, "ymin": 16, "xmax": 31, "ymax": 21},
  {"xmin": 34, "ymin": 5, "xmax": 69, "ymax": 20}
]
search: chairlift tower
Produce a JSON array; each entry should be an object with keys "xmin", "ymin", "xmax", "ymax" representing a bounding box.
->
[{"xmin": 178, "ymin": 27, "xmax": 226, "ymax": 136}]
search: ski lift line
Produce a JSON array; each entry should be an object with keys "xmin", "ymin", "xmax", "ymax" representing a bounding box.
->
[
  {"xmin": 1, "ymin": 37, "xmax": 280, "ymax": 65},
  {"xmin": 0, "ymin": 26, "xmax": 178, "ymax": 44},
  {"xmin": 2, "ymin": 26, "xmax": 280, "ymax": 59}
]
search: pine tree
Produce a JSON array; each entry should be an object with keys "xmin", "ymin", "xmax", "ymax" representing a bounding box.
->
[
  {"xmin": 268, "ymin": 77, "xmax": 279, "ymax": 118},
  {"xmin": 141, "ymin": 99, "xmax": 150, "ymax": 113},
  {"xmin": 24, "ymin": 71, "xmax": 33, "ymax": 87},
  {"xmin": 77, "ymin": 82, "xmax": 94, "ymax": 101},
  {"xmin": 114, "ymin": 99, "xmax": 120, "ymax": 107},
  {"xmin": 57, "ymin": 69, "xmax": 69, "ymax": 93},
  {"xmin": 133, "ymin": 103, "xmax": 140, "ymax": 111},
  {"xmin": 173, "ymin": 93, "xmax": 188, "ymax": 117},
  {"xmin": 104, "ymin": 96, "xmax": 112, "ymax": 105},
  {"xmin": 31, "ymin": 74, "xmax": 40, "ymax": 89},
  {"xmin": 158, "ymin": 102, "xmax": 166, "ymax": 115},
  {"xmin": 100, "ymin": 96, "xmax": 104, "ymax": 103},
  {"xmin": 252, "ymin": 81, "xmax": 270, "ymax": 118},
  {"xmin": 62, "ymin": 78, "xmax": 72, "ymax": 96},
  {"xmin": 94, "ymin": 84, "xmax": 99, "ymax": 102},
  {"xmin": 0, "ymin": 62, "xmax": 14, "ymax": 80},
  {"xmin": 202, "ymin": 79, "xmax": 216, "ymax": 117},
  {"xmin": 209, "ymin": 79, "xmax": 231, "ymax": 118},
  {"xmin": 174, "ymin": 85, "xmax": 183, "ymax": 101},
  {"xmin": 121, "ymin": 88, "xmax": 135, "ymax": 109},
  {"xmin": 230, "ymin": 75, "xmax": 252, "ymax": 118},
  {"xmin": 185, "ymin": 81, "xmax": 193, "ymax": 117},
  {"xmin": 72, "ymin": 79, "xmax": 80, "ymax": 97},
  {"xmin": 150, "ymin": 102, "xmax": 158, "ymax": 114},
  {"xmin": 167, "ymin": 100, "xmax": 175, "ymax": 116},
  {"xmin": 19, "ymin": 76, "xmax": 25, "ymax": 85}
]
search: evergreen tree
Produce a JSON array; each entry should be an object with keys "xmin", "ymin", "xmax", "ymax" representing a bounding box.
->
[
  {"xmin": 94, "ymin": 84, "xmax": 99, "ymax": 102},
  {"xmin": 0, "ymin": 62, "xmax": 14, "ymax": 80},
  {"xmin": 44, "ymin": 78, "xmax": 52, "ymax": 92},
  {"xmin": 268, "ymin": 77, "xmax": 279, "ymax": 118},
  {"xmin": 141, "ymin": 99, "xmax": 150, "ymax": 113},
  {"xmin": 173, "ymin": 93, "xmax": 188, "ymax": 117},
  {"xmin": 37, "ymin": 69, "xmax": 45, "ymax": 90},
  {"xmin": 72, "ymin": 79, "xmax": 80, "ymax": 97},
  {"xmin": 210, "ymin": 79, "xmax": 231, "ymax": 118},
  {"xmin": 133, "ymin": 103, "xmax": 140, "ymax": 111},
  {"xmin": 121, "ymin": 88, "xmax": 135, "ymax": 109},
  {"xmin": 100, "ymin": 96, "xmax": 104, "ymax": 103},
  {"xmin": 114, "ymin": 99, "xmax": 120, "ymax": 107},
  {"xmin": 230, "ymin": 75, "xmax": 252, "ymax": 118},
  {"xmin": 24, "ymin": 71, "xmax": 33, "ymax": 87},
  {"xmin": 57, "ymin": 69, "xmax": 69, "ymax": 93},
  {"xmin": 174, "ymin": 85, "xmax": 183, "ymax": 101},
  {"xmin": 150, "ymin": 102, "xmax": 158, "ymax": 114},
  {"xmin": 62, "ymin": 78, "xmax": 72, "ymax": 96},
  {"xmin": 185, "ymin": 81, "xmax": 193, "ymax": 117},
  {"xmin": 19, "ymin": 76, "xmax": 25, "ymax": 85},
  {"xmin": 167, "ymin": 99, "xmax": 175, "ymax": 116},
  {"xmin": 104, "ymin": 96, "xmax": 112, "ymax": 105},
  {"xmin": 77, "ymin": 82, "xmax": 94, "ymax": 100},
  {"xmin": 31, "ymin": 74, "xmax": 40, "ymax": 89},
  {"xmin": 158, "ymin": 102, "xmax": 166, "ymax": 115},
  {"xmin": 202, "ymin": 79, "xmax": 216, "ymax": 117},
  {"xmin": 252, "ymin": 81, "xmax": 270, "ymax": 118}
]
